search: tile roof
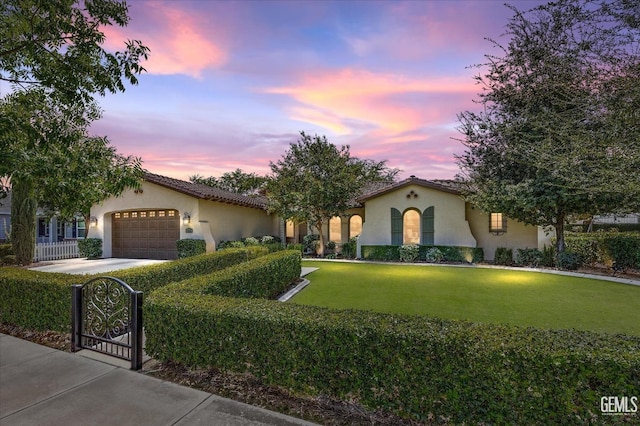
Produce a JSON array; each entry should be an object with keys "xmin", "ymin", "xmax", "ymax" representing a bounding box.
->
[
  {"xmin": 356, "ymin": 176, "xmax": 463, "ymax": 203},
  {"xmin": 144, "ymin": 172, "xmax": 268, "ymax": 210}
]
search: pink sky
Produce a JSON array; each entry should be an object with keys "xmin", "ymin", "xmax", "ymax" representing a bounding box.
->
[{"xmin": 90, "ymin": 0, "xmax": 545, "ymax": 181}]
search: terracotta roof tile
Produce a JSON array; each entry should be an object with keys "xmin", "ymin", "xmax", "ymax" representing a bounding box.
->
[
  {"xmin": 356, "ymin": 176, "xmax": 462, "ymax": 203},
  {"xmin": 144, "ymin": 172, "xmax": 268, "ymax": 210}
]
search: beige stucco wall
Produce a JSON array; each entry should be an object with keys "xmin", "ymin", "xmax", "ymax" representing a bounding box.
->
[
  {"xmin": 465, "ymin": 204, "xmax": 539, "ymax": 261},
  {"xmin": 89, "ymin": 181, "xmax": 277, "ymax": 257},
  {"xmin": 357, "ymin": 184, "xmax": 476, "ymax": 256}
]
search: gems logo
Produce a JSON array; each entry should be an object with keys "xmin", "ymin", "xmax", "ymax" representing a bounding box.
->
[{"xmin": 600, "ymin": 396, "xmax": 638, "ymax": 415}]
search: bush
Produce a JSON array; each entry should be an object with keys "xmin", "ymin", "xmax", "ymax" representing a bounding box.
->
[
  {"xmin": 176, "ymin": 239, "xmax": 206, "ymax": 258},
  {"xmin": 260, "ymin": 235, "xmax": 275, "ymax": 245},
  {"xmin": 77, "ymin": 238, "xmax": 102, "ymax": 259},
  {"xmin": 203, "ymin": 250, "xmax": 301, "ymax": 299},
  {"xmin": 341, "ymin": 237, "xmax": 357, "ymax": 259},
  {"xmin": 540, "ymin": 245, "xmax": 556, "ymax": 267},
  {"xmin": 603, "ymin": 235, "xmax": 640, "ymax": 271},
  {"xmin": 326, "ymin": 241, "xmax": 337, "ymax": 251},
  {"xmin": 0, "ymin": 243, "xmax": 13, "ymax": 258},
  {"xmin": 423, "ymin": 247, "xmax": 443, "ymax": 263},
  {"xmin": 362, "ymin": 245, "xmax": 482, "ymax": 263},
  {"xmin": 0, "ymin": 248, "xmax": 266, "ymax": 331},
  {"xmin": 398, "ymin": 244, "xmax": 420, "ymax": 262},
  {"xmin": 516, "ymin": 248, "xmax": 542, "ymax": 267},
  {"xmin": 361, "ymin": 245, "xmax": 400, "ymax": 261},
  {"xmin": 243, "ymin": 236, "xmax": 260, "ymax": 246},
  {"xmin": 493, "ymin": 247, "xmax": 513, "ymax": 266},
  {"xmin": 145, "ymin": 282, "xmax": 640, "ymax": 424},
  {"xmin": 286, "ymin": 243, "xmax": 303, "ymax": 253},
  {"xmin": 303, "ymin": 234, "xmax": 319, "ymax": 254},
  {"xmin": 556, "ymin": 251, "xmax": 581, "ymax": 270}
]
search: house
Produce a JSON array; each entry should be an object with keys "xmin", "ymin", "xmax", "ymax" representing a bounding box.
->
[
  {"xmin": 90, "ymin": 173, "xmax": 550, "ymax": 261},
  {"xmin": 0, "ymin": 191, "xmax": 86, "ymax": 244},
  {"xmin": 88, "ymin": 173, "xmax": 280, "ymax": 259}
]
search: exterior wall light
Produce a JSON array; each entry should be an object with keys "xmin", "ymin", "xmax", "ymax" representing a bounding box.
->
[
  {"xmin": 89, "ymin": 216, "xmax": 98, "ymax": 227},
  {"xmin": 183, "ymin": 212, "xmax": 191, "ymax": 225}
]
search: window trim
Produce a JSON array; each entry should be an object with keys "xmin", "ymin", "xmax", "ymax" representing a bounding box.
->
[{"xmin": 489, "ymin": 213, "xmax": 507, "ymax": 235}]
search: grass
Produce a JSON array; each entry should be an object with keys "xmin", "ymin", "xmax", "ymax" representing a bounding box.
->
[{"xmin": 294, "ymin": 261, "xmax": 640, "ymax": 336}]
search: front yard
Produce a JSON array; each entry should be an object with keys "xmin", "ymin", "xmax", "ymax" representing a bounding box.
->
[{"xmin": 294, "ymin": 261, "xmax": 640, "ymax": 336}]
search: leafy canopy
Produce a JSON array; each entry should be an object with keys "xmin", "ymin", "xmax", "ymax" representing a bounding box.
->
[
  {"xmin": 267, "ymin": 132, "xmax": 397, "ymax": 254},
  {"xmin": 190, "ymin": 169, "xmax": 268, "ymax": 196},
  {"xmin": 456, "ymin": 0, "xmax": 640, "ymax": 252}
]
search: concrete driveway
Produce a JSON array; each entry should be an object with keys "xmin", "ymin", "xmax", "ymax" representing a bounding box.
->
[{"xmin": 27, "ymin": 257, "xmax": 168, "ymax": 275}]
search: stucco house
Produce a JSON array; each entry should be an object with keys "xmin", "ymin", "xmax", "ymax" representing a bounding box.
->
[{"xmin": 89, "ymin": 172, "xmax": 551, "ymax": 261}]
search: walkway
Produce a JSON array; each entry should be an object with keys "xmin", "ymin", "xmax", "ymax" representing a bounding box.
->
[{"xmin": 0, "ymin": 334, "xmax": 317, "ymax": 426}]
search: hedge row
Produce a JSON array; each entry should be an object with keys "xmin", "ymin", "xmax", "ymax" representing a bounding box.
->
[
  {"xmin": 145, "ymin": 281, "xmax": 640, "ymax": 424},
  {"xmin": 361, "ymin": 244, "xmax": 484, "ymax": 263},
  {"xmin": 178, "ymin": 250, "xmax": 301, "ymax": 299},
  {"xmin": 565, "ymin": 232, "xmax": 640, "ymax": 269},
  {"xmin": 0, "ymin": 248, "xmax": 266, "ymax": 331}
]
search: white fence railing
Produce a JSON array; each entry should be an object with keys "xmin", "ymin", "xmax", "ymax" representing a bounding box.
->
[{"xmin": 34, "ymin": 241, "xmax": 79, "ymax": 262}]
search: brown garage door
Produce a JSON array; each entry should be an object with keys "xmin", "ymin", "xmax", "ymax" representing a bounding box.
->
[{"xmin": 112, "ymin": 209, "xmax": 180, "ymax": 260}]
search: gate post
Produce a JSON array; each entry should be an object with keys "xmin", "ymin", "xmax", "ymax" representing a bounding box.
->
[
  {"xmin": 71, "ymin": 284, "xmax": 83, "ymax": 352},
  {"xmin": 130, "ymin": 291, "xmax": 144, "ymax": 370}
]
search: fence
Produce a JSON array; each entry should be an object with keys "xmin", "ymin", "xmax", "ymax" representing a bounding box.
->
[{"xmin": 34, "ymin": 240, "xmax": 79, "ymax": 262}]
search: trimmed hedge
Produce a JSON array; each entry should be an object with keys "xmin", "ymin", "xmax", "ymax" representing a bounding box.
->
[
  {"xmin": 77, "ymin": 238, "xmax": 102, "ymax": 259},
  {"xmin": 145, "ymin": 280, "xmax": 640, "ymax": 424},
  {"xmin": 565, "ymin": 232, "xmax": 640, "ymax": 269},
  {"xmin": 0, "ymin": 247, "xmax": 267, "ymax": 331},
  {"xmin": 361, "ymin": 245, "xmax": 484, "ymax": 263},
  {"xmin": 177, "ymin": 239, "xmax": 207, "ymax": 258},
  {"xmin": 183, "ymin": 250, "xmax": 301, "ymax": 299}
]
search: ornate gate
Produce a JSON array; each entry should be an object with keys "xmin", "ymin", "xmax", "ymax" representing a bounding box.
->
[{"xmin": 71, "ymin": 277, "xmax": 143, "ymax": 370}]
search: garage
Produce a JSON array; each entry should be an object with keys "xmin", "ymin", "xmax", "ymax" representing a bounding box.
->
[{"xmin": 112, "ymin": 209, "xmax": 180, "ymax": 260}]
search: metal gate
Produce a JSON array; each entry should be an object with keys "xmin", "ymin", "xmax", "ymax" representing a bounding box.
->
[{"xmin": 71, "ymin": 277, "xmax": 143, "ymax": 370}]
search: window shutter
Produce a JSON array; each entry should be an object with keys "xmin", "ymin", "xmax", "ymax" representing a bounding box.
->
[
  {"xmin": 422, "ymin": 206, "xmax": 434, "ymax": 245},
  {"xmin": 391, "ymin": 208, "xmax": 402, "ymax": 246}
]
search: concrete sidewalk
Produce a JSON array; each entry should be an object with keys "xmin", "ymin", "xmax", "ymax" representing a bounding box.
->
[{"xmin": 0, "ymin": 334, "xmax": 317, "ymax": 426}]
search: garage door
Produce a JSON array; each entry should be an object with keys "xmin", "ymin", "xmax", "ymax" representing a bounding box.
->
[{"xmin": 112, "ymin": 209, "xmax": 180, "ymax": 260}]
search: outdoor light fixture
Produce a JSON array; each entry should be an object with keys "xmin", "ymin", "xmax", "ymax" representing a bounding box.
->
[
  {"xmin": 183, "ymin": 212, "xmax": 191, "ymax": 225},
  {"xmin": 89, "ymin": 216, "xmax": 98, "ymax": 227}
]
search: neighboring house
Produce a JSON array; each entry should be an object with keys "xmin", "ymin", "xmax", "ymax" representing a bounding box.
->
[
  {"xmin": 91, "ymin": 173, "xmax": 551, "ymax": 261},
  {"xmin": 0, "ymin": 191, "xmax": 86, "ymax": 244}
]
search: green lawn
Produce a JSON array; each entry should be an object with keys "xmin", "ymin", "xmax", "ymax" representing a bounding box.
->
[{"xmin": 293, "ymin": 261, "xmax": 640, "ymax": 336}]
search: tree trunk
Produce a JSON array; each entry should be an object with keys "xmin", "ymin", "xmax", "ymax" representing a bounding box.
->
[
  {"xmin": 10, "ymin": 176, "xmax": 37, "ymax": 265},
  {"xmin": 314, "ymin": 220, "xmax": 325, "ymax": 257},
  {"xmin": 554, "ymin": 211, "xmax": 566, "ymax": 255}
]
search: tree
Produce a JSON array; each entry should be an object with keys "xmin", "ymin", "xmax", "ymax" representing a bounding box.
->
[
  {"xmin": 267, "ymin": 132, "xmax": 398, "ymax": 256},
  {"xmin": 1, "ymin": 0, "xmax": 148, "ymax": 264},
  {"xmin": 456, "ymin": 0, "xmax": 640, "ymax": 254},
  {"xmin": 190, "ymin": 169, "xmax": 268, "ymax": 196}
]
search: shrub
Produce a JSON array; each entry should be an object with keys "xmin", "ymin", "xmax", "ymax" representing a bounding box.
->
[
  {"xmin": 176, "ymin": 239, "xmax": 206, "ymax": 258},
  {"xmin": 243, "ymin": 236, "xmax": 260, "ymax": 246},
  {"xmin": 286, "ymin": 243, "xmax": 303, "ymax": 253},
  {"xmin": 260, "ymin": 235, "xmax": 275, "ymax": 244},
  {"xmin": 516, "ymin": 248, "xmax": 542, "ymax": 267},
  {"xmin": 0, "ymin": 248, "xmax": 266, "ymax": 331},
  {"xmin": 198, "ymin": 250, "xmax": 301, "ymax": 299},
  {"xmin": 326, "ymin": 241, "xmax": 337, "ymax": 251},
  {"xmin": 362, "ymin": 245, "xmax": 482, "ymax": 263},
  {"xmin": 341, "ymin": 237, "xmax": 357, "ymax": 259},
  {"xmin": 0, "ymin": 243, "xmax": 13, "ymax": 258},
  {"xmin": 556, "ymin": 251, "xmax": 581, "ymax": 270},
  {"xmin": 423, "ymin": 247, "xmax": 443, "ymax": 263},
  {"xmin": 398, "ymin": 244, "xmax": 420, "ymax": 262},
  {"xmin": 493, "ymin": 247, "xmax": 513, "ymax": 266},
  {"xmin": 145, "ymin": 283, "xmax": 640, "ymax": 424},
  {"xmin": 361, "ymin": 245, "xmax": 400, "ymax": 261},
  {"xmin": 540, "ymin": 245, "xmax": 556, "ymax": 267},
  {"xmin": 77, "ymin": 238, "xmax": 102, "ymax": 259},
  {"xmin": 603, "ymin": 235, "xmax": 640, "ymax": 271},
  {"xmin": 303, "ymin": 234, "xmax": 319, "ymax": 254}
]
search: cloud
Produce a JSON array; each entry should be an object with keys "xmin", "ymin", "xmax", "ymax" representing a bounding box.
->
[
  {"xmin": 264, "ymin": 68, "xmax": 475, "ymax": 135},
  {"xmin": 101, "ymin": 1, "xmax": 227, "ymax": 78}
]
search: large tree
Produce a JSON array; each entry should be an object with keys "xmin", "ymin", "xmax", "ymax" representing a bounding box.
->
[
  {"xmin": 1, "ymin": 0, "xmax": 148, "ymax": 264},
  {"xmin": 456, "ymin": 0, "xmax": 640, "ymax": 254},
  {"xmin": 190, "ymin": 169, "xmax": 268, "ymax": 196},
  {"xmin": 267, "ymin": 132, "xmax": 398, "ymax": 256}
]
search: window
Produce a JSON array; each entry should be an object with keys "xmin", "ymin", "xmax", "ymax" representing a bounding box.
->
[
  {"xmin": 349, "ymin": 215, "xmax": 362, "ymax": 239},
  {"xmin": 403, "ymin": 210, "xmax": 420, "ymax": 244},
  {"xmin": 489, "ymin": 213, "xmax": 507, "ymax": 234},
  {"xmin": 286, "ymin": 220, "xmax": 295, "ymax": 239},
  {"xmin": 329, "ymin": 216, "xmax": 341, "ymax": 243}
]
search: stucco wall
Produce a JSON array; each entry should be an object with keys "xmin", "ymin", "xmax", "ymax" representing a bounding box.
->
[
  {"xmin": 465, "ymin": 204, "xmax": 539, "ymax": 261},
  {"xmin": 89, "ymin": 181, "xmax": 277, "ymax": 257},
  {"xmin": 357, "ymin": 184, "xmax": 476, "ymax": 253}
]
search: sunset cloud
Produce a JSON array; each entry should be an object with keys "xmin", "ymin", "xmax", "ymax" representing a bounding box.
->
[{"xmin": 102, "ymin": 2, "xmax": 227, "ymax": 78}]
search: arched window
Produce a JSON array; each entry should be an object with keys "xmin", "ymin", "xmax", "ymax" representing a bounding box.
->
[
  {"xmin": 349, "ymin": 215, "xmax": 362, "ymax": 239},
  {"xmin": 286, "ymin": 220, "xmax": 295, "ymax": 239},
  {"xmin": 329, "ymin": 216, "xmax": 341, "ymax": 243},
  {"xmin": 403, "ymin": 209, "xmax": 420, "ymax": 245}
]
